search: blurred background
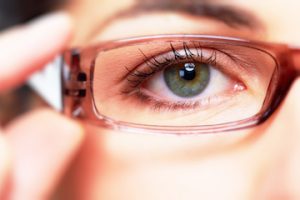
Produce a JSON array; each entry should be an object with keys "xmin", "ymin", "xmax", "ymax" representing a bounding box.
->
[
  {"xmin": 0, "ymin": 0, "xmax": 66, "ymax": 125},
  {"xmin": 0, "ymin": 0, "xmax": 64, "ymax": 30}
]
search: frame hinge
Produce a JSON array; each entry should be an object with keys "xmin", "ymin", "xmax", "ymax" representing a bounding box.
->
[
  {"xmin": 64, "ymin": 72, "xmax": 87, "ymax": 97},
  {"xmin": 64, "ymin": 50, "xmax": 87, "ymax": 98}
]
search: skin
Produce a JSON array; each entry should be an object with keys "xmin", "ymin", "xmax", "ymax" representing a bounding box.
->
[{"xmin": 1, "ymin": 0, "xmax": 300, "ymax": 199}]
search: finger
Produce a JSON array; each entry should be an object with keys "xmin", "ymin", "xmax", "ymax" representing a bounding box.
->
[
  {"xmin": 5, "ymin": 109, "xmax": 84, "ymax": 200},
  {"xmin": 0, "ymin": 133, "xmax": 11, "ymax": 197},
  {"xmin": 0, "ymin": 12, "xmax": 72, "ymax": 91}
]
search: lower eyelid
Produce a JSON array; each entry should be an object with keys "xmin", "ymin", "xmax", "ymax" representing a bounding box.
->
[{"xmin": 133, "ymin": 87, "xmax": 248, "ymax": 115}]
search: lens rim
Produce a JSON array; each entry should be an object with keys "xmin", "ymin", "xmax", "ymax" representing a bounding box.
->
[{"xmin": 62, "ymin": 34, "xmax": 297, "ymax": 134}]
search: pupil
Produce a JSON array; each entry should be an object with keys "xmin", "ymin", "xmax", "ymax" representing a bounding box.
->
[{"xmin": 179, "ymin": 63, "xmax": 196, "ymax": 81}]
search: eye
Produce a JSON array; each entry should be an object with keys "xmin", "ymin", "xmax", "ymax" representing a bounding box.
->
[
  {"xmin": 163, "ymin": 62, "xmax": 211, "ymax": 98},
  {"xmin": 92, "ymin": 40, "xmax": 276, "ymax": 126},
  {"xmin": 142, "ymin": 60, "xmax": 242, "ymax": 106},
  {"xmin": 133, "ymin": 45, "xmax": 246, "ymax": 111}
]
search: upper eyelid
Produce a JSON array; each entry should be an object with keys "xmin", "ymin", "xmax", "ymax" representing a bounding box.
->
[
  {"xmin": 122, "ymin": 43, "xmax": 246, "ymax": 87},
  {"xmin": 134, "ymin": 42, "xmax": 249, "ymax": 74}
]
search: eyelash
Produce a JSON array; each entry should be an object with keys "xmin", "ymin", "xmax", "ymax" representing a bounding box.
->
[
  {"xmin": 124, "ymin": 42, "xmax": 218, "ymax": 90},
  {"xmin": 121, "ymin": 42, "xmax": 244, "ymax": 112}
]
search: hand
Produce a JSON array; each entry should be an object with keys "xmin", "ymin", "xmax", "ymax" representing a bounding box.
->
[{"xmin": 0, "ymin": 12, "xmax": 84, "ymax": 200}]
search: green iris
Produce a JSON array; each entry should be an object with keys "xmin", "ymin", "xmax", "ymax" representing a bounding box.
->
[{"xmin": 163, "ymin": 62, "xmax": 210, "ymax": 97}]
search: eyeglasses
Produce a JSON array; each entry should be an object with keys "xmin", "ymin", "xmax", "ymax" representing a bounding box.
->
[{"xmin": 30, "ymin": 35, "xmax": 300, "ymax": 134}]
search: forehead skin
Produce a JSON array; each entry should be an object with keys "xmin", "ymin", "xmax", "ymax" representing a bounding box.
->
[{"xmin": 66, "ymin": 0, "xmax": 300, "ymax": 46}]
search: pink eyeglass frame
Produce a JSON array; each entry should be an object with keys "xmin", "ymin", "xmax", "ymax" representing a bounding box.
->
[{"xmin": 61, "ymin": 34, "xmax": 300, "ymax": 135}]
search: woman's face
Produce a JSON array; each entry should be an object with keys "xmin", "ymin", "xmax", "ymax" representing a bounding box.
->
[{"xmin": 58, "ymin": 0, "xmax": 300, "ymax": 199}]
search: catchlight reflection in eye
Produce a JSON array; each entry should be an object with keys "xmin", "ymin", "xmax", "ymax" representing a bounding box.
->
[{"xmin": 92, "ymin": 39, "xmax": 276, "ymax": 126}]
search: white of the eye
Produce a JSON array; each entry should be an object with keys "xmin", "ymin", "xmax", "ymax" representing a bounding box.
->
[{"xmin": 145, "ymin": 65, "xmax": 231, "ymax": 101}]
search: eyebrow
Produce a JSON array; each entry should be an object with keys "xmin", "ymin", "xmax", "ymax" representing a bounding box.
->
[
  {"xmin": 121, "ymin": 1, "xmax": 261, "ymax": 29},
  {"xmin": 91, "ymin": 1, "xmax": 263, "ymax": 39}
]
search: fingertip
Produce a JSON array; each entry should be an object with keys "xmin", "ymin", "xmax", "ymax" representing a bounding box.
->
[
  {"xmin": 36, "ymin": 109, "xmax": 85, "ymax": 147},
  {"xmin": 6, "ymin": 108, "xmax": 85, "ymax": 149},
  {"xmin": 5, "ymin": 109, "xmax": 85, "ymax": 199}
]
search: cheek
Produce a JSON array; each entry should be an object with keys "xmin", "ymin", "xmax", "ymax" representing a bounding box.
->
[
  {"xmin": 66, "ymin": 125, "xmax": 278, "ymax": 199},
  {"xmin": 98, "ymin": 155, "xmax": 259, "ymax": 200}
]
